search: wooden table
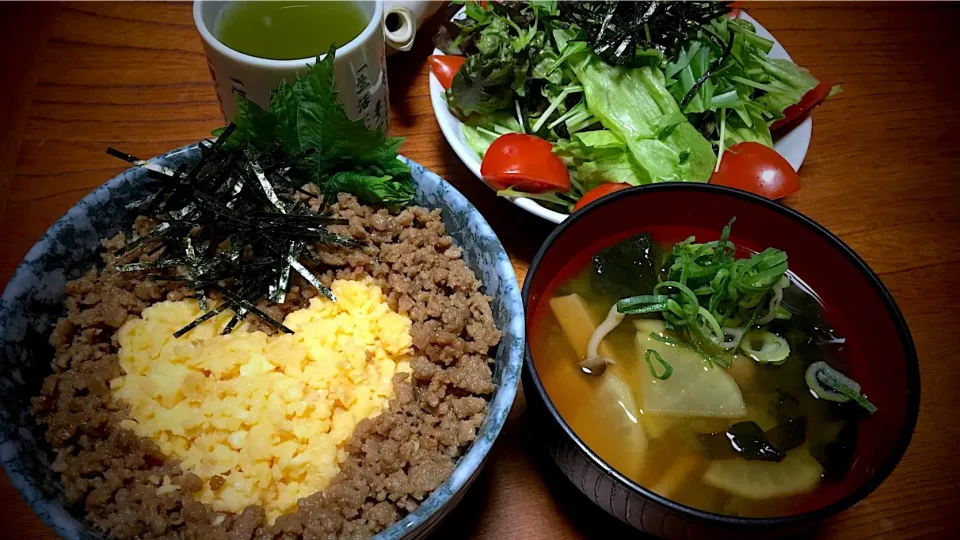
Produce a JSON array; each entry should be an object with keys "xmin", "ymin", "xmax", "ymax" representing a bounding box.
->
[{"xmin": 1, "ymin": 2, "xmax": 958, "ymax": 539}]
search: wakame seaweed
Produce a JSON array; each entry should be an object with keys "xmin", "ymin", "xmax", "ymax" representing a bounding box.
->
[
  {"xmin": 698, "ymin": 420, "xmax": 802, "ymax": 462},
  {"xmin": 811, "ymin": 417, "xmax": 859, "ymax": 482},
  {"xmin": 592, "ymin": 233, "xmax": 663, "ymax": 300},
  {"xmin": 765, "ymin": 416, "xmax": 807, "ymax": 453}
]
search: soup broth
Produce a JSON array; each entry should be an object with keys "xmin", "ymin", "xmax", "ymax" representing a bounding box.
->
[{"xmin": 530, "ymin": 225, "xmax": 865, "ymax": 518}]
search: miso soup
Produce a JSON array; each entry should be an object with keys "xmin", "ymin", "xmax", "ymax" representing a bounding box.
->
[{"xmin": 529, "ymin": 221, "xmax": 875, "ymax": 517}]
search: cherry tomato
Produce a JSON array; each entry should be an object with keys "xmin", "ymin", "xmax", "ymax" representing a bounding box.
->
[
  {"xmin": 428, "ymin": 55, "xmax": 466, "ymax": 90},
  {"xmin": 481, "ymin": 133, "xmax": 571, "ymax": 193},
  {"xmin": 573, "ymin": 183, "xmax": 631, "ymax": 212},
  {"xmin": 710, "ymin": 142, "xmax": 800, "ymax": 200},
  {"xmin": 728, "ymin": 1, "xmax": 743, "ymax": 18},
  {"xmin": 771, "ymin": 81, "xmax": 834, "ymax": 133}
]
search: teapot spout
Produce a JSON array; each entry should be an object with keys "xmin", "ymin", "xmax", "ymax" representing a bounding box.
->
[{"xmin": 384, "ymin": 0, "xmax": 442, "ymax": 53}]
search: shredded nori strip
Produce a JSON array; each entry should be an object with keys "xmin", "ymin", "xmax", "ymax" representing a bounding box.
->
[
  {"xmin": 108, "ymin": 124, "xmax": 359, "ymax": 335},
  {"xmin": 173, "ymin": 302, "xmax": 233, "ymax": 338},
  {"xmin": 560, "ymin": 1, "xmax": 732, "ymax": 67}
]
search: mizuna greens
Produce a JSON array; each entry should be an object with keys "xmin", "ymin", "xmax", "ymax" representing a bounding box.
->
[{"xmin": 436, "ymin": 1, "xmax": 830, "ymax": 212}]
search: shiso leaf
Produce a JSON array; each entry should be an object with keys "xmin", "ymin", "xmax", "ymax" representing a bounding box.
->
[{"xmin": 223, "ymin": 46, "xmax": 415, "ymax": 208}]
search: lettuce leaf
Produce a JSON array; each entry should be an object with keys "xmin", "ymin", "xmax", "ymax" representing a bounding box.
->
[
  {"xmin": 724, "ymin": 108, "xmax": 774, "ymax": 147},
  {"xmin": 753, "ymin": 57, "xmax": 819, "ymax": 117},
  {"xmin": 555, "ymin": 131, "xmax": 626, "ymax": 161},
  {"xmin": 460, "ymin": 111, "xmax": 523, "ymax": 158},
  {"xmin": 559, "ymin": 28, "xmax": 715, "ymax": 183},
  {"xmin": 576, "ymin": 153, "xmax": 645, "ymax": 189},
  {"xmin": 224, "ymin": 46, "xmax": 414, "ymax": 207}
]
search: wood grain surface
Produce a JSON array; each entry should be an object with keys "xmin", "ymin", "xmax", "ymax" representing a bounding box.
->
[{"xmin": 1, "ymin": 2, "xmax": 958, "ymax": 539}]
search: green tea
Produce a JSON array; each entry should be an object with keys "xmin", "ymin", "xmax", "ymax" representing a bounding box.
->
[{"xmin": 214, "ymin": 1, "xmax": 367, "ymax": 61}]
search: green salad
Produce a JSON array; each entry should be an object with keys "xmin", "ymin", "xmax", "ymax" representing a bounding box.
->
[{"xmin": 433, "ymin": 1, "xmax": 837, "ymax": 212}]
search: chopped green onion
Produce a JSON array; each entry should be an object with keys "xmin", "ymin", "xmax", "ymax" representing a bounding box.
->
[
  {"xmin": 756, "ymin": 275, "xmax": 788, "ymax": 325},
  {"xmin": 775, "ymin": 306, "xmax": 793, "ymax": 320},
  {"xmin": 805, "ymin": 361, "xmax": 877, "ymax": 414},
  {"xmin": 620, "ymin": 304, "xmax": 668, "ymax": 315},
  {"xmin": 716, "ymin": 327, "xmax": 745, "ymax": 350},
  {"xmin": 644, "ymin": 349, "xmax": 673, "ymax": 380},
  {"xmin": 740, "ymin": 330, "xmax": 790, "ymax": 364},
  {"xmin": 649, "ymin": 332, "xmax": 687, "ymax": 348},
  {"xmin": 617, "ymin": 295, "xmax": 671, "ymax": 312},
  {"xmin": 697, "ymin": 306, "xmax": 725, "ymax": 343},
  {"xmin": 614, "ymin": 220, "xmax": 789, "ymax": 368}
]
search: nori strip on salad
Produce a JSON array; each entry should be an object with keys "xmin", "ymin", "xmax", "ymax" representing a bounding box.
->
[
  {"xmin": 560, "ymin": 1, "xmax": 732, "ymax": 66},
  {"xmin": 439, "ymin": 0, "xmax": 828, "ymax": 209}
]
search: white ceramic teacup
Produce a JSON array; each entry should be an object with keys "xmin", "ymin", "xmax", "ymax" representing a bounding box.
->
[{"xmin": 194, "ymin": 0, "xmax": 390, "ymax": 131}]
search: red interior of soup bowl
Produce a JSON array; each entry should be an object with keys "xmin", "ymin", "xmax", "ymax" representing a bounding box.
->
[{"xmin": 524, "ymin": 183, "xmax": 920, "ymax": 522}]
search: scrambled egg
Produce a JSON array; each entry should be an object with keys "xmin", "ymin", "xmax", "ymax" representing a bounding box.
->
[{"xmin": 111, "ymin": 279, "xmax": 412, "ymax": 522}]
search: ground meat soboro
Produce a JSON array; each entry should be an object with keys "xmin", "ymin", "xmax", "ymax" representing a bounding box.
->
[{"xmin": 32, "ymin": 194, "xmax": 501, "ymax": 539}]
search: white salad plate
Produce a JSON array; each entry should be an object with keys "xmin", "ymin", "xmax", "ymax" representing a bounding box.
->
[{"xmin": 429, "ymin": 11, "xmax": 813, "ymax": 224}]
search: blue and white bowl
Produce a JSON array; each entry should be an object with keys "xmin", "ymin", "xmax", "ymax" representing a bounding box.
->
[{"xmin": 0, "ymin": 143, "xmax": 525, "ymax": 540}]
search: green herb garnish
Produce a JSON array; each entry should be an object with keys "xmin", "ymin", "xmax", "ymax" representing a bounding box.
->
[
  {"xmin": 664, "ymin": 15, "xmax": 820, "ymax": 148},
  {"xmin": 108, "ymin": 48, "xmax": 408, "ymax": 336},
  {"xmin": 225, "ymin": 46, "xmax": 414, "ymax": 210},
  {"xmin": 617, "ymin": 218, "xmax": 790, "ymax": 366}
]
